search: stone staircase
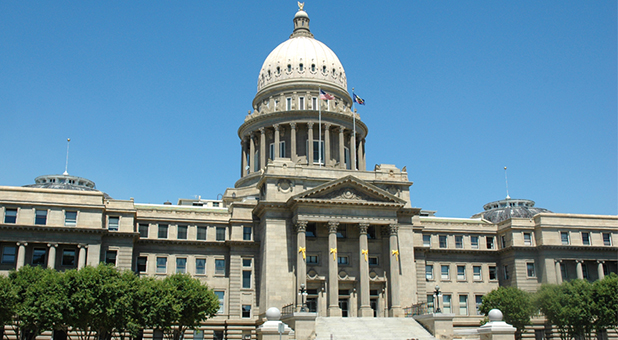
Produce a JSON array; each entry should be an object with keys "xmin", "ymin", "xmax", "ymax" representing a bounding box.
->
[{"xmin": 312, "ymin": 317, "xmax": 436, "ymax": 340}]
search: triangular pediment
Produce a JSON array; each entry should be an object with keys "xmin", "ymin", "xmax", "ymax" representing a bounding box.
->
[{"xmin": 289, "ymin": 175, "xmax": 406, "ymax": 206}]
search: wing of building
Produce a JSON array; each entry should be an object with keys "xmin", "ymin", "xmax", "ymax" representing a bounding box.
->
[{"xmin": 1, "ymin": 5, "xmax": 616, "ymax": 340}]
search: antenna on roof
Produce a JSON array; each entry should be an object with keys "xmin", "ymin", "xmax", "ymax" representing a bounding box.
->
[
  {"xmin": 63, "ymin": 138, "xmax": 71, "ymax": 176},
  {"xmin": 504, "ymin": 166, "xmax": 510, "ymax": 200}
]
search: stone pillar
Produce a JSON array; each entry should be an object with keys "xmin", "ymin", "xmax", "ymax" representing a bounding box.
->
[
  {"xmin": 357, "ymin": 137, "xmax": 363, "ymax": 171},
  {"xmin": 324, "ymin": 123, "xmax": 331, "ymax": 166},
  {"xmin": 597, "ymin": 261, "xmax": 605, "ymax": 280},
  {"xmin": 16, "ymin": 242, "xmax": 27, "ymax": 269},
  {"xmin": 274, "ymin": 124, "xmax": 280, "ymax": 159},
  {"xmin": 47, "ymin": 243, "xmax": 58, "ymax": 269},
  {"xmin": 358, "ymin": 223, "xmax": 373, "ymax": 317},
  {"xmin": 576, "ymin": 260, "xmax": 584, "ymax": 279},
  {"xmin": 362, "ymin": 139, "xmax": 367, "ymax": 170},
  {"xmin": 241, "ymin": 139, "xmax": 247, "ymax": 177},
  {"xmin": 257, "ymin": 308, "xmax": 292, "ymax": 340},
  {"xmin": 388, "ymin": 224, "xmax": 402, "ymax": 317},
  {"xmin": 338, "ymin": 127, "xmax": 345, "ymax": 169},
  {"xmin": 327, "ymin": 221, "xmax": 341, "ymax": 316},
  {"xmin": 477, "ymin": 309, "xmax": 517, "ymax": 340},
  {"xmin": 259, "ymin": 127, "xmax": 266, "ymax": 169},
  {"xmin": 307, "ymin": 122, "xmax": 314, "ymax": 165},
  {"xmin": 350, "ymin": 133, "xmax": 357, "ymax": 170},
  {"xmin": 290, "ymin": 123, "xmax": 297, "ymax": 163},
  {"xmin": 78, "ymin": 244, "xmax": 87, "ymax": 269},
  {"xmin": 296, "ymin": 221, "xmax": 308, "ymax": 309},
  {"xmin": 555, "ymin": 260, "xmax": 563, "ymax": 284},
  {"xmin": 249, "ymin": 133, "xmax": 256, "ymax": 174}
]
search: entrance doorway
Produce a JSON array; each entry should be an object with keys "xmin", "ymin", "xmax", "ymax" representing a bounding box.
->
[
  {"xmin": 338, "ymin": 298, "xmax": 349, "ymax": 317},
  {"xmin": 370, "ymin": 299, "xmax": 378, "ymax": 317}
]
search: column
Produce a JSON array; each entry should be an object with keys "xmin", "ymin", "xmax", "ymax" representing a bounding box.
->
[
  {"xmin": 597, "ymin": 261, "xmax": 605, "ymax": 280},
  {"xmin": 388, "ymin": 224, "xmax": 402, "ymax": 317},
  {"xmin": 296, "ymin": 221, "xmax": 308, "ymax": 309},
  {"xmin": 358, "ymin": 223, "xmax": 372, "ymax": 317},
  {"xmin": 307, "ymin": 122, "xmax": 314, "ymax": 165},
  {"xmin": 249, "ymin": 133, "xmax": 255, "ymax": 174},
  {"xmin": 362, "ymin": 139, "xmax": 367, "ymax": 171},
  {"xmin": 259, "ymin": 127, "xmax": 266, "ymax": 169},
  {"xmin": 241, "ymin": 139, "xmax": 247, "ymax": 177},
  {"xmin": 78, "ymin": 244, "xmax": 87, "ymax": 269},
  {"xmin": 350, "ymin": 133, "xmax": 357, "ymax": 170},
  {"xmin": 47, "ymin": 243, "xmax": 58, "ymax": 269},
  {"xmin": 324, "ymin": 123, "xmax": 331, "ymax": 166},
  {"xmin": 290, "ymin": 123, "xmax": 297, "ymax": 163},
  {"xmin": 576, "ymin": 260, "xmax": 584, "ymax": 279},
  {"xmin": 338, "ymin": 127, "xmax": 345, "ymax": 169},
  {"xmin": 358, "ymin": 138, "xmax": 364, "ymax": 171},
  {"xmin": 274, "ymin": 124, "xmax": 280, "ymax": 159},
  {"xmin": 16, "ymin": 242, "xmax": 27, "ymax": 269},
  {"xmin": 555, "ymin": 260, "xmax": 563, "ymax": 284},
  {"xmin": 327, "ymin": 221, "xmax": 341, "ymax": 316}
]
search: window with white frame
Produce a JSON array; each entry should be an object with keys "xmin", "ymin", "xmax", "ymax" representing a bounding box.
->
[
  {"xmin": 471, "ymin": 236, "xmax": 479, "ymax": 249},
  {"xmin": 108, "ymin": 216, "xmax": 119, "ymax": 231},
  {"xmin": 242, "ymin": 305, "xmax": 251, "ymax": 318},
  {"xmin": 139, "ymin": 224, "xmax": 149, "ymax": 238},
  {"xmin": 475, "ymin": 295, "xmax": 483, "ymax": 315},
  {"xmin": 459, "ymin": 295, "xmax": 468, "ymax": 315},
  {"xmin": 581, "ymin": 232, "xmax": 590, "ymax": 245},
  {"xmin": 177, "ymin": 225, "xmax": 188, "ymax": 240},
  {"xmin": 426, "ymin": 265, "xmax": 434, "ymax": 280},
  {"xmin": 486, "ymin": 236, "xmax": 495, "ymax": 249},
  {"xmin": 176, "ymin": 258, "xmax": 187, "ymax": 273},
  {"xmin": 137, "ymin": 256, "xmax": 147, "ymax": 272},
  {"xmin": 427, "ymin": 295, "xmax": 435, "ymax": 313},
  {"xmin": 561, "ymin": 231, "xmax": 570, "ymax": 245},
  {"xmin": 197, "ymin": 226, "xmax": 207, "ymax": 240},
  {"xmin": 441, "ymin": 265, "xmax": 450, "ymax": 280},
  {"xmin": 527, "ymin": 262, "xmax": 536, "ymax": 277},
  {"xmin": 4, "ymin": 208, "xmax": 17, "ymax": 223},
  {"xmin": 35, "ymin": 209, "xmax": 47, "ymax": 225},
  {"xmin": 299, "ymin": 97, "xmax": 305, "ymax": 110},
  {"xmin": 158, "ymin": 224, "xmax": 168, "ymax": 239},
  {"xmin": 215, "ymin": 258, "xmax": 226, "ymax": 275},
  {"xmin": 312, "ymin": 97, "xmax": 317, "ymax": 110},
  {"xmin": 455, "ymin": 235, "xmax": 463, "ymax": 249},
  {"xmin": 473, "ymin": 266, "xmax": 482, "ymax": 280},
  {"xmin": 286, "ymin": 97, "xmax": 292, "ymax": 110},
  {"xmin": 156, "ymin": 257, "xmax": 167, "ymax": 273},
  {"xmin": 423, "ymin": 235, "xmax": 431, "ymax": 247},
  {"xmin": 215, "ymin": 291, "xmax": 225, "ymax": 313},
  {"xmin": 489, "ymin": 266, "xmax": 497, "ymax": 280},
  {"xmin": 443, "ymin": 294, "xmax": 451, "ymax": 313},
  {"xmin": 457, "ymin": 265, "xmax": 466, "ymax": 280},
  {"xmin": 1, "ymin": 246, "xmax": 16, "ymax": 264},
  {"xmin": 243, "ymin": 226, "xmax": 252, "ymax": 241},
  {"xmin": 602, "ymin": 233, "xmax": 612, "ymax": 246},
  {"xmin": 65, "ymin": 211, "xmax": 77, "ymax": 226},
  {"xmin": 195, "ymin": 258, "xmax": 206, "ymax": 275},
  {"xmin": 524, "ymin": 232, "xmax": 532, "ymax": 246},
  {"xmin": 216, "ymin": 227, "xmax": 225, "ymax": 241},
  {"xmin": 439, "ymin": 235, "xmax": 447, "ymax": 248},
  {"xmin": 242, "ymin": 270, "xmax": 252, "ymax": 289}
]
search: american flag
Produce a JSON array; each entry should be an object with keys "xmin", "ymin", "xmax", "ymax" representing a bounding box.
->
[{"xmin": 319, "ymin": 89, "xmax": 334, "ymax": 100}]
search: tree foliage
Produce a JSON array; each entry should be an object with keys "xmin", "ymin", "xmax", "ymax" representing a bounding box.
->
[
  {"xmin": 0, "ymin": 275, "xmax": 18, "ymax": 340},
  {"xmin": 479, "ymin": 286, "xmax": 535, "ymax": 339},
  {"xmin": 591, "ymin": 273, "xmax": 618, "ymax": 333}
]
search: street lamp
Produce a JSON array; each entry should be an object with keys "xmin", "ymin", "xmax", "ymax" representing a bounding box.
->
[
  {"xmin": 298, "ymin": 283, "xmax": 308, "ymax": 312},
  {"xmin": 434, "ymin": 285, "xmax": 442, "ymax": 313}
]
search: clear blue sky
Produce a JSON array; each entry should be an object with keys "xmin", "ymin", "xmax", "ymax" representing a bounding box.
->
[{"xmin": 1, "ymin": 1, "xmax": 616, "ymax": 217}]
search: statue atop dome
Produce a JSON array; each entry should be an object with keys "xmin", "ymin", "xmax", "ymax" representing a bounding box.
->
[{"xmin": 298, "ymin": 2, "xmax": 304, "ymax": 11}]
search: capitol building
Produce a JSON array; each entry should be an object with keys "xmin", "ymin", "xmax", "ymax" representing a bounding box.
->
[{"xmin": 1, "ymin": 5, "xmax": 616, "ymax": 340}]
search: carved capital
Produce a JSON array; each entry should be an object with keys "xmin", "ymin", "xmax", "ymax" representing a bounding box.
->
[
  {"xmin": 273, "ymin": 124, "xmax": 280, "ymax": 131},
  {"xmin": 290, "ymin": 122, "xmax": 297, "ymax": 130},
  {"xmin": 295, "ymin": 220, "xmax": 308, "ymax": 233},
  {"xmin": 388, "ymin": 224, "xmax": 399, "ymax": 236},
  {"xmin": 47, "ymin": 243, "xmax": 58, "ymax": 248},
  {"xmin": 358, "ymin": 223, "xmax": 370, "ymax": 235},
  {"xmin": 555, "ymin": 259, "xmax": 562, "ymax": 264},
  {"xmin": 328, "ymin": 221, "xmax": 339, "ymax": 234},
  {"xmin": 325, "ymin": 123, "xmax": 332, "ymax": 130},
  {"xmin": 307, "ymin": 122, "xmax": 314, "ymax": 130},
  {"xmin": 259, "ymin": 127, "xmax": 265, "ymax": 134}
]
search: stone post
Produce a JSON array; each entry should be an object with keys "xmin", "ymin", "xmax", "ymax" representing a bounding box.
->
[
  {"xmin": 256, "ymin": 308, "xmax": 292, "ymax": 340},
  {"xmin": 358, "ymin": 223, "xmax": 373, "ymax": 317},
  {"xmin": 350, "ymin": 133, "xmax": 357, "ymax": 170},
  {"xmin": 324, "ymin": 123, "xmax": 331, "ymax": 166},
  {"xmin": 338, "ymin": 127, "xmax": 345, "ymax": 169},
  {"xmin": 477, "ymin": 309, "xmax": 517, "ymax": 340},
  {"xmin": 555, "ymin": 260, "xmax": 563, "ymax": 284},
  {"xmin": 260, "ymin": 127, "xmax": 266, "ymax": 170},
  {"xmin": 241, "ymin": 139, "xmax": 247, "ymax": 177},
  {"xmin": 357, "ymin": 137, "xmax": 363, "ymax": 171},
  {"xmin": 307, "ymin": 122, "xmax": 314, "ymax": 165},
  {"xmin": 327, "ymin": 221, "xmax": 341, "ymax": 316},
  {"xmin": 274, "ymin": 124, "xmax": 280, "ymax": 159},
  {"xmin": 249, "ymin": 133, "xmax": 256, "ymax": 174},
  {"xmin": 16, "ymin": 242, "xmax": 27, "ymax": 269},
  {"xmin": 576, "ymin": 260, "xmax": 584, "ymax": 279},
  {"xmin": 296, "ymin": 221, "xmax": 308, "ymax": 309},
  {"xmin": 290, "ymin": 123, "xmax": 297, "ymax": 163},
  {"xmin": 388, "ymin": 224, "xmax": 402, "ymax": 317},
  {"xmin": 597, "ymin": 261, "xmax": 605, "ymax": 280},
  {"xmin": 78, "ymin": 244, "xmax": 87, "ymax": 269},
  {"xmin": 47, "ymin": 243, "xmax": 57, "ymax": 269}
]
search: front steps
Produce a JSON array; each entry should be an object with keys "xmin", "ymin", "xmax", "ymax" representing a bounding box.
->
[{"xmin": 313, "ymin": 317, "xmax": 436, "ymax": 340}]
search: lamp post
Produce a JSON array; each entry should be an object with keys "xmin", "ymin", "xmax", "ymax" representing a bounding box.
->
[
  {"xmin": 298, "ymin": 283, "xmax": 308, "ymax": 312},
  {"xmin": 434, "ymin": 285, "xmax": 441, "ymax": 313}
]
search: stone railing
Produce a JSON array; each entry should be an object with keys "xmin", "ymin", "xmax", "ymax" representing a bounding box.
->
[
  {"xmin": 404, "ymin": 302, "xmax": 428, "ymax": 317},
  {"xmin": 281, "ymin": 303, "xmax": 295, "ymax": 317}
]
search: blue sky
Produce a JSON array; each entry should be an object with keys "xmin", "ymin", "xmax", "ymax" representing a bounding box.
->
[{"xmin": 1, "ymin": 1, "xmax": 616, "ymax": 217}]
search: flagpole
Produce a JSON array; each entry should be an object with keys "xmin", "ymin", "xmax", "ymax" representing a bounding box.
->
[
  {"xmin": 318, "ymin": 87, "xmax": 322, "ymax": 167},
  {"xmin": 352, "ymin": 88, "xmax": 357, "ymax": 170}
]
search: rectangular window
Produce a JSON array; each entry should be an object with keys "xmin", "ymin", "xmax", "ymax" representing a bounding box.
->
[
  {"xmin": 439, "ymin": 235, "xmax": 447, "ymax": 248},
  {"xmin": 213, "ymin": 331, "xmax": 224, "ymax": 340},
  {"xmin": 64, "ymin": 211, "xmax": 77, "ymax": 226},
  {"xmin": 457, "ymin": 265, "xmax": 466, "ymax": 280},
  {"xmin": 4, "ymin": 208, "xmax": 17, "ymax": 223},
  {"xmin": 306, "ymin": 223, "xmax": 317, "ymax": 237},
  {"xmin": 32, "ymin": 248, "xmax": 46, "ymax": 265},
  {"xmin": 156, "ymin": 257, "xmax": 167, "ymax": 273},
  {"xmin": 443, "ymin": 294, "xmax": 451, "ymax": 313},
  {"xmin": 581, "ymin": 232, "xmax": 590, "ymax": 245},
  {"xmin": 602, "ymin": 233, "xmax": 612, "ymax": 246},
  {"xmin": 269, "ymin": 143, "xmax": 275, "ymax": 160},
  {"xmin": 527, "ymin": 262, "xmax": 536, "ymax": 277},
  {"xmin": 344, "ymin": 147, "xmax": 350, "ymax": 169},
  {"xmin": 35, "ymin": 209, "xmax": 47, "ymax": 225},
  {"xmin": 195, "ymin": 258, "xmax": 206, "ymax": 274},
  {"xmin": 137, "ymin": 256, "xmax": 147, "ymax": 272},
  {"xmin": 426, "ymin": 265, "xmax": 434, "ymax": 280},
  {"xmin": 489, "ymin": 266, "xmax": 497, "ymax": 280},
  {"xmin": 524, "ymin": 232, "xmax": 532, "ymax": 245},
  {"xmin": 177, "ymin": 225, "xmax": 187, "ymax": 240},
  {"xmin": 215, "ymin": 259, "xmax": 225, "ymax": 275},
  {"xmin": 312, "ymin": 97, "xmax": 317, "ymax": 110},
  {"xmin": 158, "ymin": 224, "xmax": 168, "ymax": 239},
  {"xmin": 242, "ymin": 305, "xmax": 251, "ymax": 318},
  {"xmin": 108, "ymin": 217, "xmax": 119, "ymax": 231},
  {"xmin": 310, "ymin": 140, "xmax": 325, "ymax": 164},
  {"xmin": 58, "ymin": 249, "xmax": 74, "ymax": 266},
  {"xmin": 176, "ymin": 258, "xmax": 187, "ymax": 273},
  {"xmin": 215, "ymin": 291, "xmax": 225, "ymax": 313},
  {"xmin": 337, "ymin": 256, "xmax": 349, "ymax": 266},
  {"xmin": 503, "ymin": 265, "xmax": 509, "ymax": 280},
  {"xmin": 243, "ymin": 258, "xmax": 252, "ymax": 267},
  {"xmin": 307, "ymin": 255, "xmax": 319, "ymax": 264},
  {"xmin": 194, "ymin": 331, "xmax": 204, "ymax": 340},
  {"xmin": 560, "ymin": 263, "xmax": 567, "ymax": 280},
  {"xmin": 139, "ymin": 224, "xmax": 149, "ymax": 238},
  {"xmin": 216, "ymin": 227, "xmax": 225, "ymax": 241},
  {"xmin": 455, "ymin": 236, "xmax": 463, "ymax": 249},
  {"xmin": 286, "ymin": 97, "xmax": 292, "ymax": 110},
  {"xmin": 501, "ymin": 235, "xmax": 506, "ymax": 248},
  {"xmin": 197, "ymin": 226, "xmax": 207, "ymax": 240},
  {"xmin": 582, "ymin": 263, "xmax": 589, "ymax": 279},
  {"xmin": 486, "ymin": 236, "xmax": 495, "ymax": 249},
  {"xmin": 1, "ymin": 246, "xmax": 16, "ymax": 264},
  {"xmin": 475, "ymin": 295, "xmax": 483, "ymax": 315},
  {"xmin": 336, "ymin": 225, "xmax": 346, "ymax": 238},
  {"xmin": 367, "ymin": 226, "xmax": 377, "ymax": 239},
  {"xmin": 299, "ymin": 97, "xmax": 305, "ymax": 110},
  {"xmin": 242, "ymin": 270, "xmax": 251, "ymax": 289},
  {"xmin": 427, "ymin": 295, "xmax": 434, "ymax": 313},
  {"xmin": 441, "ymin": 265, "xmax": 450, "ymax": 280},
  {"xmin": 368, "ymin": 256, "xmax": 379, "ymax": 266},
  {"xmin": 243, "ymin": 226, "xmax": 252, "ymax": 241},
  {"xmin": 473, "ymin": 266, "xmax": 482, "ymax": 280},
  {"xmin": 561, "ymin": 231, "xmax": 570, "ymax": 245},
  {"xmin": 279, "ymin": 141, "xmax": 286, "ymax": 158},
  {"xmin": 459, "ymin": 295, "xmax": 468, "ymax": 315},
  {"xmin": 471, "ymin": 236, "xmax": 479, "ymax": 249},
  {"xmin": 105, "ymin": 250, "xmax": 117, "ymax": 266}
]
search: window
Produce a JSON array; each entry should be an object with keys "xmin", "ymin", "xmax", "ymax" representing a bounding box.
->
[
  {"xmin": 501, "ymin": 235, "xmax": 506, "ymax": 248},
  {"xmin": 194, "ymin": 331, "xmax": 204, "ymax": 340},
  {"xmin": 442, "ymin": 294, "xmax": 451, "ymax": 313},
  {"xmin": 602, "ymin": 233, "xmax": 612, "ymax": 246},
  {"xmin": 175, "ymin": 258, "xmax": 186, "ymax": 273},
  {"xmin": 35, "ymin": 209, "xmax": 47, "ymax": 225},
  {"xmin": 299, "ymin": 97, "xmax": 305, "ymax": 110},
  {"xmin": 561, "ymin": 231, "xmax": 570, "ymax": 245},
  {"xmin": 426, "ymin": 265, "xmax": 434, "ymax": 280},
  {"xmin": 197, "ymin": 226, "xmax": 207, "ymax": 240},
  {"xmin": 279, "ymin": 141, "xmax": 286, "ymax": 158},
  {"xmin": 137, "ymin": 256, "xmax": 147, "ymax": 272},
  {"xmin": 243, "ymin": 258, "xmax": 252, "ymax": 267},
  {"xmin": 459, "ymin": 295, "xmax": 468, "ymax": 315},
  {"xmin": 368, "ymin": 256, "xmax": 379, "ymax": 266},
  {"xmin": 32, "ymin": 248, "xmax": 46, "ymax": 265},
  {"xmin": 439, "ymin": 235, "xmax": 447, "ymax": 248},
  {"xmin": 523, "ymin": 232, "xmax": 532, "ymax": 245},
  {"xmin": 4, "ymin": 208, "xmax": 17, "ymax": 223},
  {"xmin": 427, "ymin": 295, "xmax": 435, "ymax": 313},
  {"xmin": 177, "ymin": 225, "xmax": 187, "ymax": 240},
  {"xmin": 215, "ymin": 291, "xmax": 225, "ymax": 313},
  {"xmin": 503, "ymin": 265, "xmax": 509, "ymax": 280},
  {"xmin": 367, "ymin": 226, "xmax": 377, "ymax": 239},
  {"xmin": 139, "ymin": 224, "xmax": 149, "ymax": 238},
  {"xmin": 158, "ymin": 224, "xmax": 168, "ymax": 239},
  {"xmin": 105, "ymin": 250, "xmax": 117, "ymax": 266},
  {"xmin": 581, "ymin": 232, "xmax": 590, "ymax": 245},
  {"xmin": 473, "ymin": 266, "xmax": 482, "ymax": 280},
  {"xmin": 2, "ymin": 246, "xmax": 16, "ymax": 263},
  {"xmin": 582, "ymin": 263, "xmax": 589, "ymax": 279},
  {"xmin": 486, "ymin": 236, "xmax": 495, "ymax": 249},
  {"xmin": 471, "ymin": 236, "xmax": 479, "ymax": 249},
  {"xmin": 441, "ymin": 265, "xmax": 450, "ymax": 280},
  {"xmin": 306, "ymin": 223, "xmax": 316, "ymax": 237},
  {"xmin": 527, "ymin": 262, "xmax": 536, "ymax": 277},
  {"xmin": 475, "ymin": 295, "xmax": 483, "ymax": 315},
  {"xmin": 489, "ymin": 266, "xmax": 497, "ymax": 280},
  {"xmin": 336, "ymin": 225, "xmax": 346, "ymax": 238},
  {"xmin": 286, "ymin": 97, "xmax": 292, "ymax": 110},
  {"xmin": 457, "ymin": 265, "xmax": 466, "ymax": 280},
  {"xmin": 299, "ymin": 63, "xmax": 304, "ymax": 71},
  {"xmin": 64, "ymin": 211, "xmax": 77, "ymax": 226},
  {"xmin": 337, "ymin": 256, "xmax": 349, "ymax": 266},
  {"xmin": 216, "ymin": 227, "xmax": 225, "ymax": 241},
  {"xmin": 307, "ymin": 255, "xmax": 319, "ymax": 264},
  {"xmin": 312, "ymin": 140, "xmax": 325, "ymax": 164},
  {"xmin": 108, "ymin": 217, "xmax": 119, "ymax": 231},
  {"xmin": 156, "ymin": 257, "xmax": 167, "ymax": 273},
  {"xmin": 213, "ymin": 331, "xmax": 224, "ymax": 340},
  {"xmin": 243, "ymin": 226, "xmax": 252, "ymax": 240},
  {"xmin": 287, "ymin": 64, "xmax": 291, "ymax": 72},
  {"xmin": 242, "ymin": 305, "xmax": 251, "ymax": 318},
  {"xmin": 195, "ymin": 258, "xmax": 206, "ymax": 274},
  {"xmin": 215, "ymin": 259, "xmax": 225, "ymax": 275},
  {"xmin": 312, "ymin": 97, "xmax": 317, "ymax": 110},
  {"xmin": 455, "ymin": 236, "xmax": 463, "ymax": 249},
  {"xmin": 560, "ymin": 263, "xmax": 567, "ymax": 280},
  {"xmin": 423, "ymin": 235, "xmax": 431, "ymax": 247},
  {"xmin": 242, "ymin": 270, "xmax": 251, "ymax": 288}
]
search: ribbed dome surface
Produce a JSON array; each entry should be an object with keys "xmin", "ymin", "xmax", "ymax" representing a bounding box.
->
[{"xmin": 472, "ymin": 198, "xmax": 551, "ymax": 223}]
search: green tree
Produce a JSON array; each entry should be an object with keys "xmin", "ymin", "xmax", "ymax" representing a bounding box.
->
[
  {"xmin": 591, "ymin": 273, "xmax": 618, "ymax": 335},
  {"xmin": 479, "ymin": 286, "xmax": 535, "ymax": 340},
  {"xmin": 537, "ymin": 279, "xmax": 594, "ymax": 340},
  {"xmin": 0, "ymin": 275, "xmax": 18, "ymax": 340}
]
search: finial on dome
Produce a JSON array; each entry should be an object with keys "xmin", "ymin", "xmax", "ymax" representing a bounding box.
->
[
  {"xmin": 63, "ymin": 138, "xmax": 71, "ymax": 176},
  {"xmin": 298, "ymin": 2, "xmax": 304, "ymax": 11},
  {"xmin": 291, "ymin": 3, "xmax": 313, "ymax": 38}
]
